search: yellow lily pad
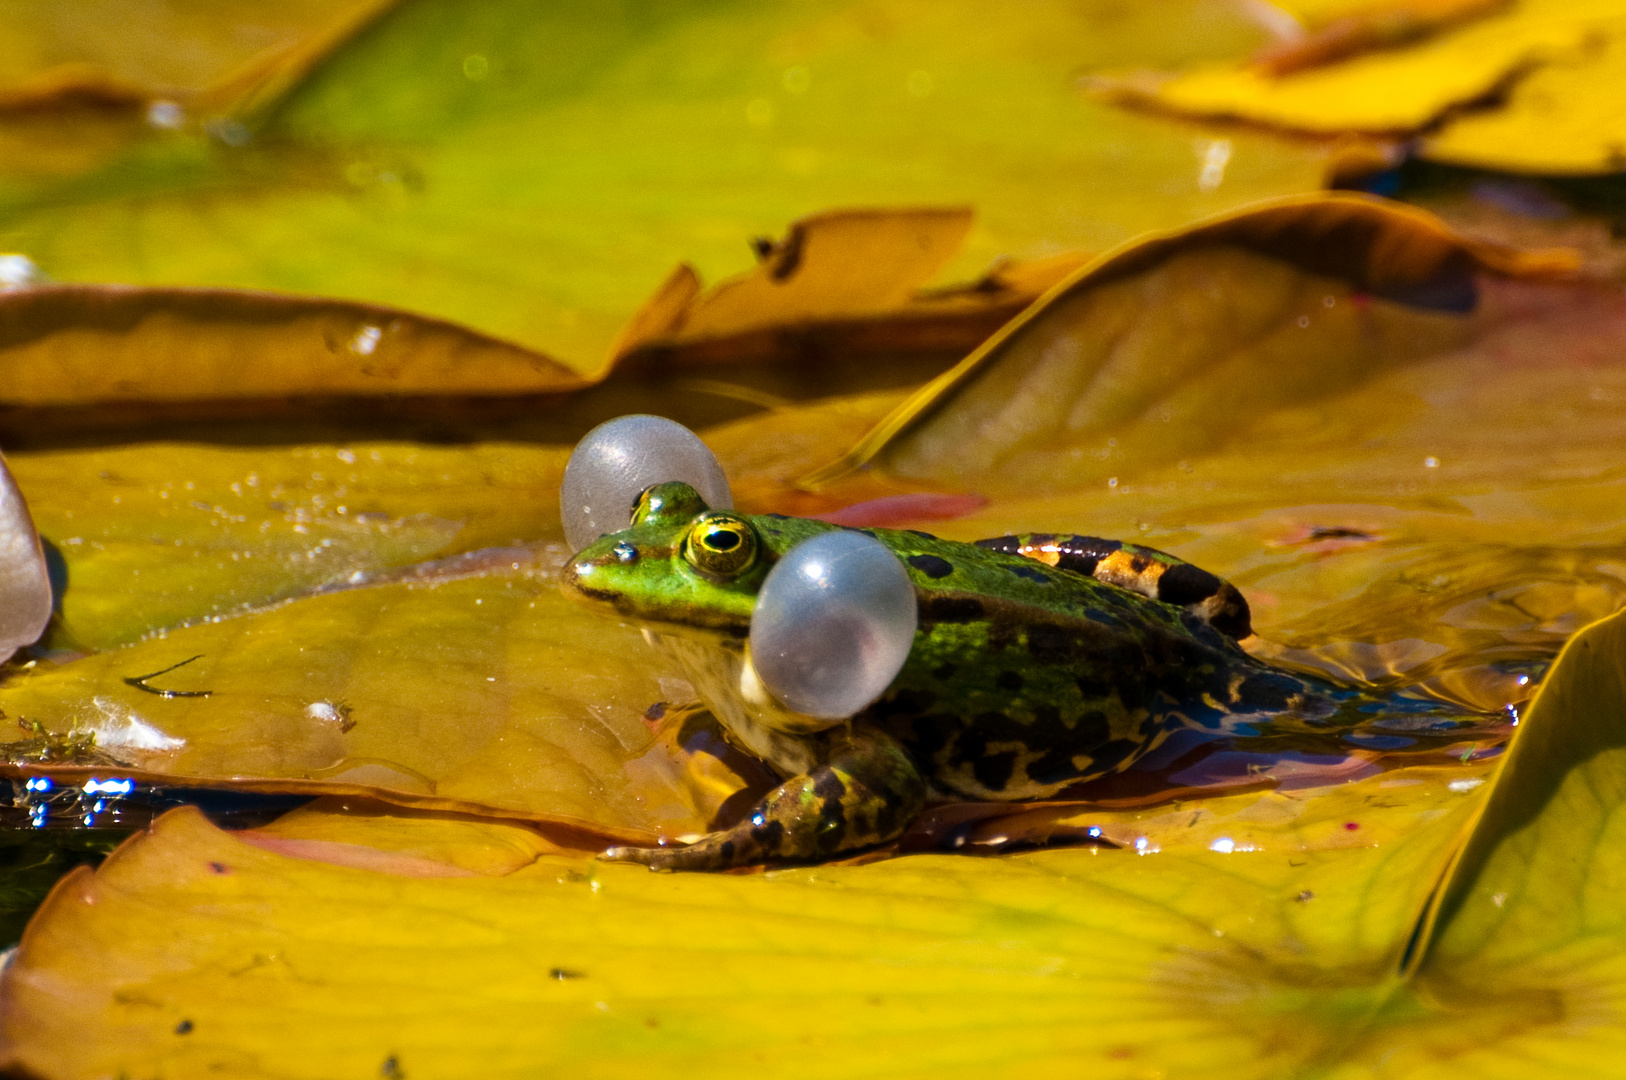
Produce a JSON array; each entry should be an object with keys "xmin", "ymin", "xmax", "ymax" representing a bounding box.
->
[
  {"xmin": 0, "ymin": 793, "xmax": 1468, "ymax": 1078},
  {"xmin": 0, "ymin": 574, "xmax": 745, "ymax": 840},
  {"xmin": 11, "ymin": 440, "xmax": 571, "ymax": 651},
  {"xmin": 5, "ymin": 609, "xmax": 1626, "ymax": 1077},
  {"xmin": 1093, "ymin": 0, "xmax": 1626, "ymax": 174},
  {"xmin": 0, "ymin": 285, "xmax": 583, "ymax": 407}
]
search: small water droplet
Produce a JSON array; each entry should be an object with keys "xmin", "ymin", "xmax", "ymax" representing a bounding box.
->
[
  {"xmin": 146, "ymin": 100, "xmax": 184, "ymax": 129},
  {"xmin": 350, "ymin": 325, "xmax": 383, "ymax": 356},
  {"xmin": 0, "ymin": 253, "xmax": 47, "ymax": 290}
]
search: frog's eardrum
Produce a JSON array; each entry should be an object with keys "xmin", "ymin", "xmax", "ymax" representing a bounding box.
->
[
  {"xmin": 560, "ymin": 415, "xmax": 732, "ymax": 551},
  {"xmin": 750, "ymin": 530, "xmax": 918, "ymax": 720},
  {"xmin": 0, "ymin": 454, "xmax": 51, "ymax": 660}
]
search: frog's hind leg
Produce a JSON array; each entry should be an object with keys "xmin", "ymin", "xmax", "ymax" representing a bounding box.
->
[
  {"xmin": 604, "ymin": 726, "xmax": 925, "ymax": 871},
  {"xmin": 974, "ymin": 533, "xmax": 1252, "ymax": 640}
]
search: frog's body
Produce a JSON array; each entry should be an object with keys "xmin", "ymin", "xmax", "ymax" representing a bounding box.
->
[{"xmin": 561, "ymin": 482, "xmax": 1344, "ymax": 870}]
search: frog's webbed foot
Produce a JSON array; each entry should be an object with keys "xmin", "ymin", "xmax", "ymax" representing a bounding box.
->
[{"xmin": 602, "ymin": 726, "xmax": 924, "ymax": 871}]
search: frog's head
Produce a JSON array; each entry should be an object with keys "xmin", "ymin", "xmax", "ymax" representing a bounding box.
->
[{"xmin": 559, "ymin": 481, "xmax": 770, "ymax": 640}]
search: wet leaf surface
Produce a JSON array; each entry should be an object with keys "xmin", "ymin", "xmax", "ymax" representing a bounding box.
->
[
  {"xmin": 5, "ymin": 602, "xmax": 1626, "ymax": 1077},
  {"xmin": 0, "ymin": 573, "xmax": 747, "ymax": 840}
]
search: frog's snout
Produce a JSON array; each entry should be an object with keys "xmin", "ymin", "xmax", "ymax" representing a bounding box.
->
[{"xmin": 558, "ymin": 543, "xmax": 633, "ymax": 606}]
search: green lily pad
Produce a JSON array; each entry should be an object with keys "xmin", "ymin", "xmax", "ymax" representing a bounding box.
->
[{"xmin": 0, "ymin": 0, "xmax": 1350, "ymax": 371}]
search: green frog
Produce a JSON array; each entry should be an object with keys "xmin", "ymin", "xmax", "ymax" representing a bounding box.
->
[{"xmin": 560, "ymin": 481, "xmax": 1440, "ymax": 870}]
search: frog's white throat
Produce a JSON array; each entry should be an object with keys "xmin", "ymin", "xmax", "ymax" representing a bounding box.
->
[{"xmin": 644, "ymin": 631, "xmax": 837, "ymax": 777}]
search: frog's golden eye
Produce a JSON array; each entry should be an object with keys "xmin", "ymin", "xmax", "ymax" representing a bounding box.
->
[{"xmin": 682, "ymin": 514, "xmax": 758, "ymax": 578}]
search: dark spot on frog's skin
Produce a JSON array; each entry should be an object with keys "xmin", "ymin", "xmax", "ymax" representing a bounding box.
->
[
  {"xmin": 719, "ymin": 840, "xmax": 736, "ymax": 861},
  {"xmin": 931, "ymin": 663, "xmax": 957, "ymax": 681},
  {"xmin": 1156, "ymin": 562, "xmax": 1222, "ymax": 606},
  {"xmin": 1084, "ymin": 731, "xmax": 1132, "ymax": 769},
  {"xmin": 866, "ymin": 688, "xmax": 939, "ymax": 721},
  {"xmin": 906, "ymin": 553, "xmax": 955, "ymax": 579},
  {"xmin": 1006, "ymin": 563, "xmax": 1051, "ymax": 584},
  {"xmin": 996, "ymin": 670, "xmax": 1024, "ymax": 692},
  {"xmin": 1026, "ymin": 745, "xmax": 1085, "ymax": 786},
  {"xmin": 920, "ymin": 596, "xmax": 985, "ymax": 622},
  {"xmin": 754, "ymin": 818, "xmax": 785, "ymax": 850},
  {"xmin": 763, "ymin": 513, "xmax": 792, "ymax": 520},
  {"xmin": 1075, "ymin": 674, "xmax": 1115, "ymax": 701},
  {"xmin": 813, "ymin": 770, "xmax": 848, "ymax": 802},
  {"xmin": 905, "ymin": 529, "xmax": 939, "ymax": 540},
  {"xmin": 644, "ymin": 701, "xmax": 667, "ymax": 722},
  {"xmin": 1237, "ymin": 672, "xmax": 1301, "ymax": 711},
  {"xmin": 175, "ymin": 1020, "xmax": 193, "ymax": 1035},
  {"xmin": 815, "ymin": 789, "xmax": 848, "ymax": 849},
  {"xmin": 1026, "ymin": 624, "xmax": 1081, "ymax": 665},
  {"xmin": 973, "ymin": 751, "xmax": 1017, "ymax": 792},
  {"xmin": 888, "ymin": 710, "xmax": 954, "ymax": 763}
]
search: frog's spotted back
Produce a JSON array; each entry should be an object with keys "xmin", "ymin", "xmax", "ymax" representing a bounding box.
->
[{"xmin": 975, "ymin": 534, "xmax": 1252, "ymax": 640}]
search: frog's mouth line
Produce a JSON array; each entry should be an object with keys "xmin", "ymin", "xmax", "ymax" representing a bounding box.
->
[{"xmin": 558, "ymin": 561, "xmax": 750, "ymax": 640}]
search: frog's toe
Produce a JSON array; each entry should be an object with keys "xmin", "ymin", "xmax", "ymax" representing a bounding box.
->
[
  {"xmin": 600, "ymin": 836, "xmax": 753, "ymax": 872},
  {"xmin": 600, "ymin": 844, "xmax": 665, "ymax": 868}
]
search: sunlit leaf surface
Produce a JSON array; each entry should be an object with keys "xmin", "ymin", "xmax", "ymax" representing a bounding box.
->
[
  {"xmin": 0, "ymin": 571, "xmax": 752, "ymax": 839},
  {"xmin": 0, "ymin": 797, "xmax": 1467, "ymax": 1080},
  {"xmin": 1, "ymin": 2, "xmax": 1624, "ymax": 1069},
  {"xmin": 7, "ymin": 602, "xmax": 1626, "ymax": 1077},
  {"xmin": 0, "ymin": 0, "xmax": 1353, "ymax": 369},
  {"xmin": 1092, "ymin": 0, "xmax": 1626, "ymax": 174}
]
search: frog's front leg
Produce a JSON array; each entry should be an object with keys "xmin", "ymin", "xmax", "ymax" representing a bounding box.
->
[{"xmin": 605, "ymin": 726, "xmax": 925, "ymax": 871}]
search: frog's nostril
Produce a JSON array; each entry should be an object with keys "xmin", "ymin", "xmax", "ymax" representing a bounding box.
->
[{"xmin": 613, "ymin": 541, "xmax": 639, "ymax": 564}]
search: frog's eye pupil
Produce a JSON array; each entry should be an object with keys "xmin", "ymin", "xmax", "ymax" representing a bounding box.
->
[{"xmin": 706, "ymin": 529, "xmax": 740, "ymax": 551}]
